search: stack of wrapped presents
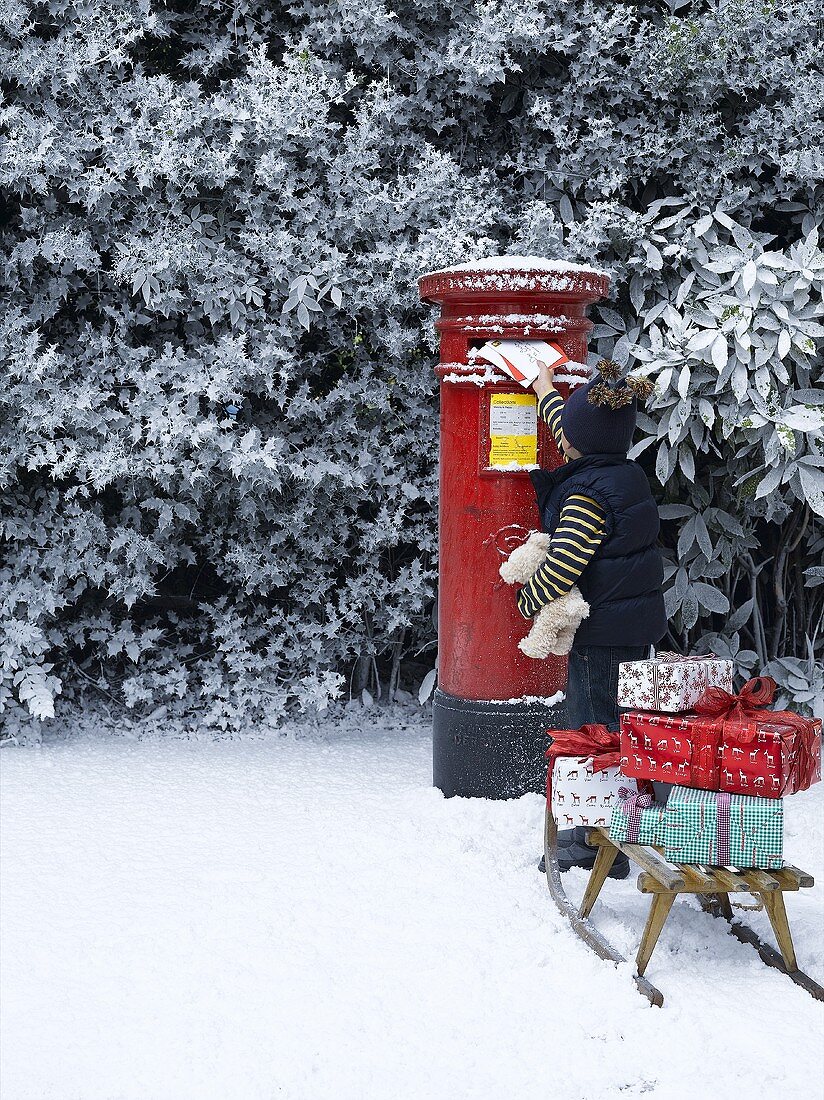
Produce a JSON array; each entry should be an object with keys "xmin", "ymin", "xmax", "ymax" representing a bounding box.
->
[{"xmin": 547, "ymin": 654, "xmax": 822, "ymax": 870}]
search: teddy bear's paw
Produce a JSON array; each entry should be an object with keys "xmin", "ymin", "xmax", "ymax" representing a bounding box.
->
[
  {"xmin": 518, "ymin": 634, "xmax": 551, "ymax": 660},
  {"xmin": 499, "ymin": 535, "xmax": 550, "ymax": 584},
  {"xmin": 566, "ymin": 586, "xmax": 590, "ymax": 617},
  {"xmin": 549, "ymin": 629, "xmax": 577, "ymax": 656},
  {"xmin": 554, "ymin": 589, "xmax": 589, "ymax": 630},
  {"xmin": 525, "ymin": 531, "xmax": 551, "ymax": 552},
  {"xmin": 499, "ymin": 555, "xmax": 529, "ymax": 584},
  {"xmin": 535, "ymin": 605, "xmax": 563, "ymax": 640},
  {"xmin": 518, "ymin": 612, "xmax": 556, "ymax": 659}
]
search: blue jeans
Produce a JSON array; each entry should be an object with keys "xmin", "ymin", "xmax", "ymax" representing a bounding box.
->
[
  {"xmin": 565, "ymin": 643, "xmax": 648, "ymax": 732},
  {"xmin": 555, "ymin": 643, "xmax": 649, "ymax": 859},
  {"xmin": 565, "ymin": 643, "xmax": 671, "ymax": 804}
]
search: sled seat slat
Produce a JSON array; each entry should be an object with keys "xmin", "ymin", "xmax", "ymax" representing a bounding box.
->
[
  {"xmin": 696, "ymin": 866, "xmax": 750, "ymax": 892},
  {"xmin": 675, "ymin": 865, "xmax": 716, "ymax": 891},
  {"xmin": 638, "ymin": 869, "xmax": 729, "ymax": 894},
  {"xmin": 772, "ymin": 865, "xmax": 814, "ymax": 890},
  {"xmin": 586, "ymin": 830, "xmax": 684, "ymax": 892},
  {"xmin": 734, "ymin": 868, "xmax": 780, "ymax": 893}
]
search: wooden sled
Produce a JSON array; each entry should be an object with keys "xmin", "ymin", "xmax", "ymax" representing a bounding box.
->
[{"xmin": 543, "ymin": 806, "xmax": 824, "ymax": 1007}]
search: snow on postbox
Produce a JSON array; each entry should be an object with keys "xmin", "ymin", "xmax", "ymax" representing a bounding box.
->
[{"xmin": 418, "ymin": 257, "xmax": 610, "ymax": 798}]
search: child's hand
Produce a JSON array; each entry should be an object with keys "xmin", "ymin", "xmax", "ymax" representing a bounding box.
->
[{"xmin": 532, "ymin": 361, "xmax": 556, "ymax": 401}]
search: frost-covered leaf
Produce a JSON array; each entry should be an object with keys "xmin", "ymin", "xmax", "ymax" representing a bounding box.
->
[
  {"xmin": 755, "ymin": 464, "xmax": 784, "ymax": 499},
  {"xmin": 681, "ymin": 590, "xmax": 700, "ymax": 631},
  {"xmin": 656, "ymin": 442, "xmax": 672, "ymax": 485},
  {"xmin": 645, "ymin": 243, "xmax": 663, "ymax": 270},
  {"xmin": 694, "ymin": 513, "xmax": 712, "ymax": 558},
  {"xmin": 599, "ymin": 307, "xmax": 626, "ymax": 332},
  {"xmin": 727, "ymin": 598, "xmax": 753, "ymax": 632},
  {"xmin": 659, "ymin": 504, "xmax": 694, "ymax": 519},
  {"xmin": 799, "ymin": 466, "xmax": 824, "ymax": 517},
  {"xmin": 711, "ymin": 334, "xmax": 728, "ymax": 371},
  {"xmin": 693, "ymin": 583, "xmax": 729, "ymax": 614},
  {"xmin": 418, "ymin": 667, "xmax": 437, "ymax": 704},
  {"xmin": 781, "ymin": 407, "xmax": 824, "ymax": 432}
]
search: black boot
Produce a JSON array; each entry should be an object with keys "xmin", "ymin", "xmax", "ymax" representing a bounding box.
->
[
  {"xmin": 556, "ymin": 826, "xmax": 589, "ymax": 849},
  {"xmin": 538, "ymin": 829, "xmax": 630, "ymax": 879}
]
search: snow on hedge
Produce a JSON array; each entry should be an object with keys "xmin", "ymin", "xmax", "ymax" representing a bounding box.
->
[{"xmin": 0, "ymin": 0, "xmax": 822, "ymax": 733}]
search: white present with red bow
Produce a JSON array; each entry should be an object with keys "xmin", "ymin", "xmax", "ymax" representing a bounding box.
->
[
  {"xmin": 546, "ymin": 725, "xmax": 638, "ymax": 829},
  {"xmin": 617, "ymin": 652, "xmax": 734, "ymax": 713}
]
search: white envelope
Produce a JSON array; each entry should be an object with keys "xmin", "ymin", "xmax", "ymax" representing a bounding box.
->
[{"xmin": 473, "ymin": 339, "xmax": 568, "ymax": 387}]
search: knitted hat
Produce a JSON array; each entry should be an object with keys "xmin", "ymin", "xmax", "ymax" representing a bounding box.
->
[{"xmin": 560, "ymin": 360, "xmax": 654, "ymax": 455}]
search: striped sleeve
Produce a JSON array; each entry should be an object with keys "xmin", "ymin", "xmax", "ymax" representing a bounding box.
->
[
  {"xmin": 517, "ymin": 493, "xmax": 607, "ymax": 618},
  {"xmin": 537, "ymin": 390, "xmax": 566, "ymax": 460}
]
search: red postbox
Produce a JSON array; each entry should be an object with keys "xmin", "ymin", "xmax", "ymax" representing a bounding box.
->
[{"xmin": 418, "ymin": 258, "xmax": 610, "ymax": 797}]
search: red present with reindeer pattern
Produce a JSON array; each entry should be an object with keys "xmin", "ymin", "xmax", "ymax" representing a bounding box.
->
[{"xmin": 619, "ymin": 677, "xmax": 821, "ymax": 800}]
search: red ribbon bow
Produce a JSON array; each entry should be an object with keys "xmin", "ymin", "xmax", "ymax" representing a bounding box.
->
[
  {"xmin": 693, "ymin": 676, "xmax": 810, "ymax": 742},
  {"xmin": 693, "ymin": 675, "xmax": 776, "ymax": 729},
  {"xmin": 693, "ymin": 675, "xmax": 820, "ymax": 793},
  {"xmin": 545, "ymin": 724, "xmax": 621, "ymax": 804}
]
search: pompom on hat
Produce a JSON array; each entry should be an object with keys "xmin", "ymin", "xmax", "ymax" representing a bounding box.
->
[{"xmin": 561, "ymin": 360, "xmax": 655, "ymax": 455}]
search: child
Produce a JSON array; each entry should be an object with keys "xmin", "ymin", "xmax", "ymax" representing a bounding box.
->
[{"xmin": 522, "ymin": 358, "xmax": 667, "ymax": 876}]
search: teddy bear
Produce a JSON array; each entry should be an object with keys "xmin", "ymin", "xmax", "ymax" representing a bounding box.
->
[{"xmin": 499, "ymin": 531, "xmax": 590, "ymax": 658}]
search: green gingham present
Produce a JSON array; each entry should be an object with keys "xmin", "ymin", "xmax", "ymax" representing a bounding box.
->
[
  {"xmin": 664, "ymin": 787, "xmax": 783, "ymax": 870},
  {"xmin": 609, "ymin": 788, "xmax": 667, "ymax": 846}
]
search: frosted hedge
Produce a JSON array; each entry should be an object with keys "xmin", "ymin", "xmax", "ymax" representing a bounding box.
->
[{"xmin": 1, "ymin": 0, "xmax": 822, "ymax": 732}]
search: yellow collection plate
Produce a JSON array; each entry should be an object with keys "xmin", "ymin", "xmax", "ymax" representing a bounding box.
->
[{"xmin": 488, "ymin": 392, "xmax": 538, "ymax": 467}]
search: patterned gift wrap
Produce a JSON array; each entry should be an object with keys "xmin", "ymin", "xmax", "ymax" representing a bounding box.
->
[
  {"xmin": 617, "ymin": 653, "xmax": 733, "ymax": 713},
  {"xmin": 609, "ymin": 792, "xmax": 667, "ymax": 847},
  {"xmin": 551, "ymin": 757, "xmax": 636, "ymax": 829},
  {"xmin": 664, "ymin": 787, "xmax": 783, "ymax": 870},
  {"xmin": 619, "ymin": 711, "xmax": 822, "ymax": 799}
]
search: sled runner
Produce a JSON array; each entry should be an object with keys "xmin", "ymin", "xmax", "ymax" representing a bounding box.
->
[
  {"xmin": 543, "ymin": 808, "xmax": 665, "ymax": 1006},
  {"xmin": 543, "ymin": 805, "xmax": 823, "ymax": 1007}
]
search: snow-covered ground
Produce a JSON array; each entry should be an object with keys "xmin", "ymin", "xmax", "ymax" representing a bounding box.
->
[{"xmin": 2, "ymin": 707, "xmax": 823, "ymax": 1100}]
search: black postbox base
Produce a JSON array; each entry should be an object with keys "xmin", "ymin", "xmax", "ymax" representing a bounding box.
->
[{"xmin": 432, "ymin": 688, "xmax": 567, "ymax": 799}]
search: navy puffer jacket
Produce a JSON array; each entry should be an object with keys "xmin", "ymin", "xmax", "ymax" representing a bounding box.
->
[{"xmin": 529, "ymin": 454, "xmax": 667, "ymax": 647}]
